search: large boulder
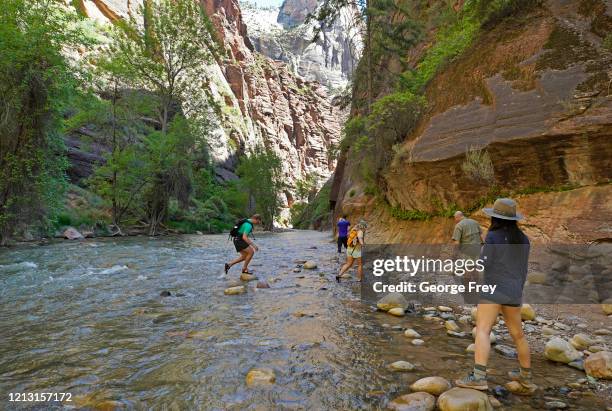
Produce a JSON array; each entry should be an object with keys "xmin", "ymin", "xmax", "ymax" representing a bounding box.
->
[
  {"xmin": 584, "ymin": 351, "xmax": 612, "ymax": 379},
  {"xmin": 387, "ymin": 392, "xmax": 436, "ymax": 411},
  {"xmin": 544, "ymin": 337, "xmax": 582, "ymax": 363},
  {"xmin": 63, "ymin": 227, "xmax": 84, "ymax": 240},
  {"xmin": 437, "ymin": 388, "xmax": 493, "ymax": 411},
  {"xmin": 409, "ymin": 376, "xmax": 451, "ymax": 396},
  {"xmin": 377, "ymin": 293, "xmax": 408, "ymax": 312}
]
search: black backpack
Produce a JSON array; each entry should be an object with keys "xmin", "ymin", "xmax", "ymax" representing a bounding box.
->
[{"xmin": 229, "ymin": 218, "xmax": 251, "ymax": 239}]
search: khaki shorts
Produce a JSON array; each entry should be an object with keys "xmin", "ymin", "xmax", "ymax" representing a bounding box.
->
[{"xmin": 347, "ymin": 247, "xmax": 362, "ymax": 258}]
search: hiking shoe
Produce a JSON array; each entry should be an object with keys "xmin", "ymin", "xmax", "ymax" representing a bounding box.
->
[
  {"xmin": 224, "ymin": 263, "xmax": 230, "ymax": 274},
  {"xmin": 455, "ymin": 372, "xmax": 488, "ymax": 390}
]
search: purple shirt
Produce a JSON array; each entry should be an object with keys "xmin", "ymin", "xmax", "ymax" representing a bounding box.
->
[{"xmin": 337, "ymin": 219, "xmax": 350, "ymax": 237}]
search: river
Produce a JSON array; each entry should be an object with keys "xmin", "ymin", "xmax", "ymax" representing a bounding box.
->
[{"xmin": 0, "ymin": 231, "xmax": 608, "ymax": 410}]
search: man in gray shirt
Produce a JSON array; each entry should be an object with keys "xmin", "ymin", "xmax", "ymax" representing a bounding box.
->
[{"xmin": 452, "ymin": 211, "xmax": 484, "ymax": 257}]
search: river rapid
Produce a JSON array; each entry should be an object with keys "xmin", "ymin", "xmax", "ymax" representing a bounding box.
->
[{"xmin": 0, "ymin": 231, "xmax": 608, "ymax": 410}]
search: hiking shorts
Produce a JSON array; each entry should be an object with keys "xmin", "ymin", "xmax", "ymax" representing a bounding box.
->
[
  {"xmin": 347, "ymin": 246, "xmax": 362, "ymax": 258},
  {"xmin": 233, "ymin": 237, "xmax": 250, "ymax": 252}
]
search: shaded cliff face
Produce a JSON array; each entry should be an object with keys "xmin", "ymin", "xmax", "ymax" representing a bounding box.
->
[
  {"xmin": 71, "ymin": 0, "xmax": 342, "ymax": 221},
  {"xmin": 334, "ymin": 0, "xmax": 612, "ymax": 244},
  {"xmin": 241, "ymin": 0, "xmax": 361, "ymax": 90}
]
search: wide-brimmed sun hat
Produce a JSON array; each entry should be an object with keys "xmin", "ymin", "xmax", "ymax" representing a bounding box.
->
[
  {"xmin": 482, "ymin": 198, "xmax": 524, "ymax": 221},
  {"xmin": 357, "ymin": 219, "xmax": 368, "ymax": 229}
]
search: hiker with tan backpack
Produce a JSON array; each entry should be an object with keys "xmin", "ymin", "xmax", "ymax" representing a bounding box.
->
[{"xmin": 336, "ymin": 220, "xmax": 367, "ymax": 283}]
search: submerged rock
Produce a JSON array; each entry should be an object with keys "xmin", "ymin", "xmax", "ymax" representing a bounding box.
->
[
  {"xmin": 240, "ymin": 273, "xmax": 258, "ymax": 282},
  {"xmin": 160, "ymin": 290, "xmax": 171, "ymax": 297},
  {"xmin": 545, "ymin": 337, "xmax": 582, "ymax": 363},
  {"xmin": 389, "ymin": 360, "xmax": 416, "ymax": 372},
  {"xmin": 224, "ymin": 286, "xmax": 246, "ymax": 295},
  {"xmin": 377, "ymin": 293, "xmax": 408, "ymax": 312},
  {"xmin": 584, "ymin": 351, "xmax": 612, "ymax": 379},
  {"xmin": 410, "ymin": 376, "xmax": 451, "ymax": 395},
  {"xmin": 245, "ymin": 368, "xmax": 276, "ymax": 386},
  {"xmin": 388, "ymin": 392, "xmax": 435, "ymax": 411},
  {"xmin": 437, "ymin": 387, "xmax": 492, "ymax": 411},
  {"xmin": 256, "ymin": 280, "xmax": 270, "ymax": 289},
  {"xmin": 404, "ymin": 329, "xmax": 422, "ymax": 338}
]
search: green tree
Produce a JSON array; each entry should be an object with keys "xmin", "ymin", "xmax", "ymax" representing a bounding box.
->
[
  {"xmin": 107, "ymin": 0, "xmax": 219, "ymax": 234},
  {"xmin": 0, "ymin": 0, "xmax": 84, "ymax": 244},
  {"xmin": 236, "ymin": 146, "xmax": 284, "ymax": 231}
]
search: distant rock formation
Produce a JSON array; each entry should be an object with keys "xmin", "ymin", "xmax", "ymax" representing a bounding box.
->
[
  {"xmin": 241, "ymin": 0, "xmax": 361, "ymax": 90},
  {"xmin": 68, "ymin": 0, "xmax": 344, "ymax": 224}
]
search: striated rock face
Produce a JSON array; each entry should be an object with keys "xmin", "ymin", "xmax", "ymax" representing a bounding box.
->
[
  {"xmin": 241, "ymin": 0, "xmax": 361, "ymax": 90},
  {"xmin": 70, "ymin": 0, "xmax": 343, "ymax": 224},
  {"xmin": 333, "ymin": 0, "xmax": 612, "ymax": 244}
]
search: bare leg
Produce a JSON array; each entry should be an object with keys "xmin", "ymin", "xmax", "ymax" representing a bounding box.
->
[
  {"xmin": 356, "ymin": 257, "xmax": 363, "ymax": 281},
  {"xmin": 338, "ymin": 256, "xmax": 355, "ymax": 277},
  {"xmin": 502, "ymin": 305, "xmax": 531, "ymax": 369},
  {"xmin": 474, "ymin": 303, "xmax": 501, "ymax": 366},
  {"xmin": 228, "ymin": 250, "xmax": 248, "ymax": 268},
  {"xmin": 241, "ymin": 247, "xmax": 255, "ymax": 272}
]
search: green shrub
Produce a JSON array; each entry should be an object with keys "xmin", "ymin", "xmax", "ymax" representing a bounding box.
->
[{"xmin": 461, "ymin": 147, "xmax": 495, "ymax": 183}]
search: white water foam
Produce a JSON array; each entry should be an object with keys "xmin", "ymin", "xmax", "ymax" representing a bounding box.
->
[{"xmin": 100, "ymin": 265, "xmax": 129, "ymax": 275}]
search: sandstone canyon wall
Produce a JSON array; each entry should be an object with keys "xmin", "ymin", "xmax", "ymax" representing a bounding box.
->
[
  {"xmin": 333, "ymin": 0, "xmax": 612, "ymax": 244},
  {"xmin": 70, "ymin": 0, "xmax": 343, "ymax": 224}
]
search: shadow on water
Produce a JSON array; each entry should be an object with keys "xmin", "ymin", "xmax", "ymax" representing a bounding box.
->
[{"xmin": 0, "ymin": 231, "xmax": 608, "ymax": 410}]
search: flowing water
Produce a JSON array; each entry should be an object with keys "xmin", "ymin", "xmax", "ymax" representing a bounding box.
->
[{"xmin": 0, "ymin": 231, "xmax": 608, "ymax": 410}]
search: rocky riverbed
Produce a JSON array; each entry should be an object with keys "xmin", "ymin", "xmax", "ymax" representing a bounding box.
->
[{"xmin": 0, "ymin": 231, "xmax": 610, "ymax": 410}]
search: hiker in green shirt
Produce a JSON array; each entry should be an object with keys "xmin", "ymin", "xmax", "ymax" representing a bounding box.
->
[{"xmin": 224, "ymin": 214, "xmax": 262, "ymax": 275}]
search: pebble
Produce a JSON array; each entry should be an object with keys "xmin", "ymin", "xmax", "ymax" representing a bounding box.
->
[
  {"xmin": 412, "ymin": 339, "xmax": 425, "ymax": 346},
  {"xmin": 440, "ymin": 312, "xmax": 455, "ymax": 320},
  {"xmin": 488, "ymin": 395, "xmax": 502, "ymax": 408},
  {"xmin": 423, "ymin": 306, "xmax": 436, "ymax": 311},
  {"xmin": 545, "ymin": 401, "xmax": 568, "ymax": 409},
  {"xmin": 554, "ymin": 322, "xmax": 570, "ymax": 331},
  {"xmin": 505, "ymin": 381, "xmax": 536, "ymax": 395},
  {"xmin": 389, "ymin": 360, "xmax": 416, "ymax": 372},
  {"xmin": 568, "ymin": 359, "xmax": 585, "ymax": 370},
  {"xmin": 405, "ymin": 329, "xmax": 422, "ymax": 338},
  {"xmin": 594, "ymin": 329, "xmax": 611, "ymax": 336},
  {"xmin": 570, "ymin": 333, "xmax": 595, "ymax": 350},
  {"xmin": 458, "ymin": 315, "xmax": 472, "ymax": 324},
  {"xmin": 494, "ymin": 344, "xmax": 517, "ymax": 358},
  {"xmin": 542, "ymin": 325, "xmax": 561, "ymax": 336},
  {"xmin": 438, "ymin": 306, "xmax": 453, "ymax": 312},
  {"xmin": 466, "ymin": 343, "xmax": 475, "ymax": 353},
  {"xmin": 445, "ymin": 320, "xmax": 460, "ymax": 332},
  {"xmin": 447, "ymin": 331, "xmax": 467, "ymax": 338}
]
